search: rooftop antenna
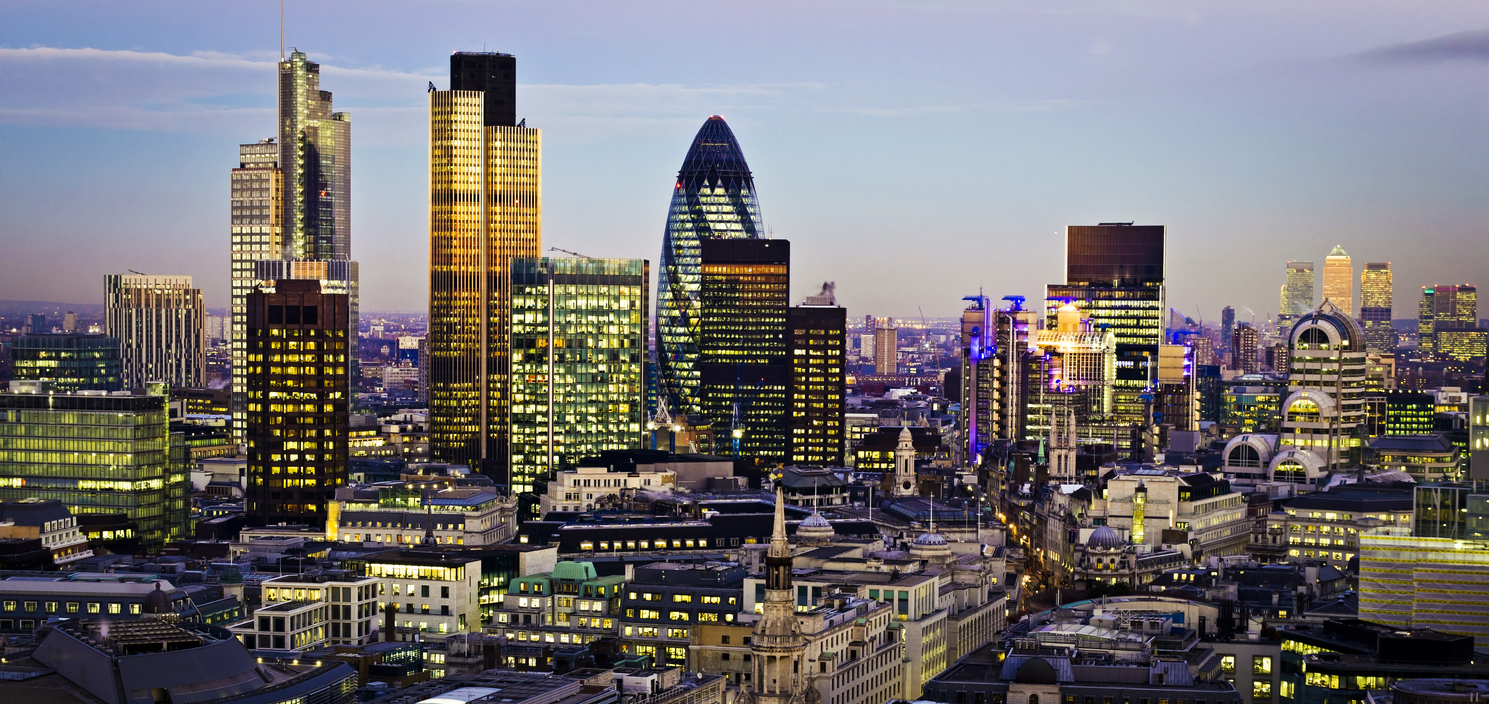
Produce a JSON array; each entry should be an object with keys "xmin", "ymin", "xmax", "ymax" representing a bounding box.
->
[{"xmin": 280, "ymin": 0, "xmax": 285, "ymax": 61}]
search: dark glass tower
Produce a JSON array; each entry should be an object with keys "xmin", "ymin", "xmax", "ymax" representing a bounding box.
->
[
  {"xmin": 789, "ymin": 291, "xmax": 846, "ymax": 466},
  {"xmin": 656, "ymin": 116, "xmax": 764, "ymax": 422},
  {"xmin": 698, "ymin": 238, "xmax": 788, "ymax": 463},
  {"xmin": 450, "ymin": 52, "xmax": 516, "ymax": 127}
]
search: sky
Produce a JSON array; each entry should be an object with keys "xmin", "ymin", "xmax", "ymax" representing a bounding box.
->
[{"xmin": 3, "ymin": 1, "xmax": 1489, "ymax": 322}]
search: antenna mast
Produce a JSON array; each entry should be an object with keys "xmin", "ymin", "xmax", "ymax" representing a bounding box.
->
[{"xmin": 280, "ymin": 0, "xmax": 285, "ymax": 61}]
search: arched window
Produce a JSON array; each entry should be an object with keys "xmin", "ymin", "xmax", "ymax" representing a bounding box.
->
[
  {"xmin": 1029, "ymin": 695, "xmax": 1039, "ymax": 704},
  {"xmin": 1229, "ymin": 444, "xmax": 1261, "ymax": 468},
  {"xmin": 1299, "ymin": 327, "xmax": 1330, "ymax": 349}
]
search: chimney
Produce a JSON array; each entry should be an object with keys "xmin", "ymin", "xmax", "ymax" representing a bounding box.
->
[{"xmin": 384, "ymin": 603, "xmax": 399, "ymax": 642}]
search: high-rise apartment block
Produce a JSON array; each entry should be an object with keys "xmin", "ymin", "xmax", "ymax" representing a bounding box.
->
[
  {"xmin": 1279, "ymin": 261, "xmax": 1314, "ymax": 330},
  {"xmin": 1232, "ymin": 323, "xmax": 1259, "ymax": 374},
  {"xmin": 0, "ymin": 381, "xmax": 187, "ymax": 549},
  {"xmin": 788, "ymin": 286, "xmax": 846, "ymax": 466},
  {"xmin": 1322, "ymin": 245, "xmax": 1353, "ymax": 316},
  {"xmin": 1047, "ymin": 224, "xmax": 1165, "ymax": 428},
  {"xmin": 10, "ymin": 334, "xmax": 122, "ymax": 392},
  {"xmin": 428, "ymin": 52, "xmax": 542, "ymax": 480},
  {"xmin": 244, "ymin": 279, "xmax": 351, "ymax": 525},
  {"xmin": 873, "ymin": 324, "xmax": 898, "ymax": 375},
  {"xmin": 656, "ymin": 117, "xmax": 764, "ymax": 423},
  {"xmin": 508, "ymin": 257, "xmax": 648, "ymax": 497},
  {"xmin": 698, "ymin": 239, "xmax": 790, "ymax": 463},
  {"xmin": 1360, "ymin": 262, "xmax": 1394, "ymax": 353},
  {"xmin": 105, "ymin": 274, "xmax": 205, "ymax": 389}
]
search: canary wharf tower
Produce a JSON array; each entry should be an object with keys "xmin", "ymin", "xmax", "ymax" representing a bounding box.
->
[{"xmin": 656, "ymin": 116, "xmax": 764, "ymax": 419}]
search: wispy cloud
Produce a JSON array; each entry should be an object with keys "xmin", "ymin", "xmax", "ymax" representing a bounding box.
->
[{"xmin": 1356, "ymin": 29, "xmax": 1489, "ymax": 64}]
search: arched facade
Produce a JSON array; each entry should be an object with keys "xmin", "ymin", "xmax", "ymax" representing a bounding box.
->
[
  {"xmin": 1222, "ymin": 434, "xmax": 1278, "ymax": 485},
  {"xmin": 1281, "ymin": 301, "xmax": 1367, "ymax": 473}
]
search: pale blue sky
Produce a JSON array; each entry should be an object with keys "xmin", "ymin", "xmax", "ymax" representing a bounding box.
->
[{"xmin": 3, "ymin": 1, "xmax": 1489, "ymax": 322}]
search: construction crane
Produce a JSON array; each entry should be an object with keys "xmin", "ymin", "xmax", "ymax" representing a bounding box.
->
[
  {"xmin": 729, "ymin": 368, "xmax": 770, "ymax": 457},
  {"xmin": 548, "ymin": 247, "xmax": 593, "ymax": 259}
]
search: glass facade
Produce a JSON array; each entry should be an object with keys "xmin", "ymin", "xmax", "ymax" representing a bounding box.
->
[
  {"xmin": 1064, "ymin": 224, "xmax": 1165, "ymax": 287},
  {"xmin": 104, "ymin": 274, "xmax": 205, "ymax": 390},
  {"xmin": 1044, "ymin": 284, "xmax": 1163, "ymax": 425},
  {"xmin": 509, "ymin": 257, "xmax": 648, "ymax": 498},
  {"xmin": 428, "ymin": 85, "xmax": 542, "ymax": 479},
  {"xmin": 244, "ymin": 280, "xmax": 351, "ymax": 524},
  {"xmin": 230, "ymin": 140, "xmax": 284, "ymax": 439},
  {"xmin": 789, "ymin": 304, "xmax": 846, "ymax": 465},
  {"xmin": 1280, "ymin": 261, "xmax": 1315, "ymax": 330},
  {"xmin": 278, "ymin": 51, "xmax": 350, "ymax": 261},
  {"xmin": 656, "ymin": 117, "xmax": 764, "ymax": 421},
  {"xmin": 1322, "ymin": 245, "xmax": 1353, "ymax": 317},
  {"xmin": 11, "ymin": 334, "xmax": 122, "ymax": 392},
  {"xmin": 698, "ymin": 239, "xmax": 789, "ymax": 462},
  {"xmin": 1359, "ymin": 262, "xmax": 1393, "ymax": 353},
  {"xmin": 0, "ymin": 388, "xmax": 186, "ymax": 549}
]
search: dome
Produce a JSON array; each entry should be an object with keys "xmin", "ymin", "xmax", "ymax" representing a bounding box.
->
[
  {"xmin": 913, "ymin": 531, "xmax": 948, "ymax": 547},
  {"xmin": 797, "ymin": 512, "xmax": 837, "ymax": 545},
  {"xmin": 1087, "ymin": 526, "xmax": 1125, "ymax": 550},
  {"xmin": 1014, "ymin": 657, "xmax": 1059, "ymax": 685},
  {"xmin": 801, "ymin": 512, "xmax": 832, "ymax": 529},
  {"xmin": 1290, "ymin": 301, "xmax": 1365, "ymax": 353},
  {"xmin": 143, "ymin": 582, "xmax": 171, "ymax": 614}
]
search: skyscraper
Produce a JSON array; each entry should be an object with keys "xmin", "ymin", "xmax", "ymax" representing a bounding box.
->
[
  {"xmin": 1322, "ymin": 245, "xmax": 1353, "ymax": 316},
  {"xmin": 1420, "ymin": 285, "xmax": 1479, "ymax": 360},
  {"xmin": 1046, "ymin": 224, "xmax": 1166, "ymax": 428},
  {"xmin": 508, "ymin": 257, "xmax": 648, "ymax": 498},
  {"xmin": 1232, "ymin": 322, "xmax": 1259, "ymax": 374},
  {"xmin": 1280, "ymin": 261, "xmax": 1315, "ymax": 330},
  {"xmin": 1278, "ymin": 301, "xmax": 1367, "ymax": 478},
  {"xmin": 232, "ymin": 50, "xmax": 358, "ymax": 441},
  {"xmin": 244, "ymin": 279, "xmax": 350, "ymax": 525},
  {"xmin": 698, "ymin": 239, "xmax": 789, "ymax": 462},
  {"xmin": 428, "ymin": 51, "xmax": 542, "ymax": 480},
  {"xmin": 789, "ymin": 285, "xmax": 846, "ymax": 466},
  {"xmin": 1360, "ymin": 262, "xmax": 1394, "ymax": 353},
  {"xmin": 656, "ymin": 117, "xmax": 764, "ymax": 422},
  {"xmin": 1220, "ymin": 305, "xmax": 1236, "ymax": 357},
  {"xmin": 105, "ymin": 274, "xmax": 205, "ymax": 389},
  {"xmin": 873, "ymin": 324, "xmax": 898, "ymax": 375}
]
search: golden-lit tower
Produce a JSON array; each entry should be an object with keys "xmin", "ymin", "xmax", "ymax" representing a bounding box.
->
[
  {"xmin": 1360, "ymin": 262, "xmax": 1394, "ymax": 353},
  {"xmin": 1322, "ymin": 245, "xmax": 1354, "ymax": 316},
  {"xmin": 428, "ymin": 52, "xmax": 541, "ymax": 484}
]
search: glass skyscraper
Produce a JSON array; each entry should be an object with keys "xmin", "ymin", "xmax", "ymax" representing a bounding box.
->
[
  {"xmin": 11, "ymin": 334, "xmax": 122, "ymax": 393},
  {"xmin": 428, "ymin": 52, "xmax": 542, "ymax": 481},
  {"xmin": 1323, "ymin": 245, "xmax": 1354, "ymax": 316},
  {"xmin": 509, "ymin": 257, "xmax": 648, "ymax": 499},
  {"xmin": 789, "ymin": 288, "xmax": 846, "ymax": 466},
  {"xmin": 1280, "ymin": 261, "xmax": 1315, "ymax": 331},
  {"xmin": 656, "ymin": 116, "xmax": 764, "ymax": 421},
  {"xmin": 1360, "ymin": 262, "xmax": 1393, "ymax": 353}
]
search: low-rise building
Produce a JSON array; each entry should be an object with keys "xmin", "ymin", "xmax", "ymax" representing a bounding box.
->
[
  {"xmin": 361, "ymin": 550, "xmax": 484, "ymax": 638},
  {"xmin": 490, "ymin": 560, "xmax": 626, "ymax": 651},
  {"xmin": 620, "ymin": 561, "xmax": 747, "ymax": 669},
  {"xmin": 0, "ymin": 574, "xmax": 196, "ymax": 633},
  {"xmin": 330, "ymin": 483, "xmax": 516, "ymax": 546},
  {"xmin": 539, "ymin": 463, "xmax": 676, "ymax": 515},
  {"xmin": 1367, "ymin": 433, "xmax": 1462, "ymax": 482},
  {"xmin": 0, "ymin": 498, "xmax": 92, "ymax": 567},
  {"xmin": 229, "ymin": 573, "xmax": 381, "ymax": 650},
  {"xmin": 1279, "ymin": 619, "xmax": 1489, "ymax": 703},
  {"xmin": 1258, "ymin": 483, "xmax": 1412, "ymax": 570}
]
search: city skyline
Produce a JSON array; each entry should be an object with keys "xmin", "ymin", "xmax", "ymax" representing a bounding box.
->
[{"xmin": 6, "ymin": 3, "xmax": 1489, "ymax": 321}]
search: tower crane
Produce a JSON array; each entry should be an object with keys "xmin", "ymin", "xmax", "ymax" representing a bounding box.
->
[{"xmin": 548, "ymin": 247, "xmax": 593, "ymax": 259}]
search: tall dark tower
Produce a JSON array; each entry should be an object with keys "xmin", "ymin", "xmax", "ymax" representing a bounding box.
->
[{"xmin": 449, "ymin": 52, "xmax": 517, "ymax": 127}]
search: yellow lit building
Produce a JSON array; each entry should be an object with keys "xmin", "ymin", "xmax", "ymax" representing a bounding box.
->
[
  {"xmin": 428, "ymin": 80, "xmax": 541, "ymax": 481},
  {"xmin": 1322, "ymin": 245, "xmax": 1353, "ymax": 316}
]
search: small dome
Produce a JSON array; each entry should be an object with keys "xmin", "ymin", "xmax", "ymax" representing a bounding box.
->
[
  {"xmin": 1087, "ymin": 526, "xmax": 1125, "ymax": 550},
  {"xmin": 800, "ymin": 512, "xmax": 832, "ymax": 529},
  {"xmin": 1014, "ymin": 657, "xmax": 1059, "ymax": 685},
  {"xmin": 220, "ymin": 568, "xmax": 243, "ymax": 584},
  {"xmin": 913, "ymin": 531, "xmax": 948, "ymax": 547},
  {"xmin": 143, "ymin": 582, "xmax": 171, "ymax": 613}
]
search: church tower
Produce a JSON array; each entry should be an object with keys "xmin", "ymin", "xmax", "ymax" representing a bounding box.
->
[
  {"xmin": 891, "ymin": 426, "xmax": 918, "ymax": 497},
  {"xmin": 750, "ymin": 488, "xmax": 808, "ymax": 704},
  {"xmin": 1048, "ymin": 407, "xmax": 1077, "ymax": 480}
]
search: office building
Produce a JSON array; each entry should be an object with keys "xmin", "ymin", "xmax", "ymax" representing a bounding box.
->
[
  {"xmin": 9, "ymin": 334, "xmax": 122, "ymax": 392},
  {"xmin": 490, "ymin": 560, "xmax": 625, "ymax": 649},
  {"xmin": 1025, "ymin": 303, "xmax": 1116, "ymax": 439},
  {"xmin": 1232, "ymin": 322, "xmax": 1259, "ymax": 374},
  {"xmin": 697, "ymin": 239, "xmax": 790, "ymax": 462},
  {"xmin": 958, "ymin": 295, "xmax": 998, "ymax": 461},
  {"xmin": 509, "ymin": 257, "xmax": 648, "ymax": 497},
  {"xmin": 230, "ymin": 138, "xmax": 283, "ymax": 436},
  {"xmin": 244, "ymin": 279, "xmax": 350, "ymax": 525},
  {"xmin": 1275, "ymin": 302, "xmax": 1368, "ymax": 480},
  {"xmin": 656, "ymin": 116, "xmax": 764, "ymax": 422},
  {"xmin": 104, "ymin": 274, "xmax": 205, "ymax": 389},
  {"xmin": 789, "ymin": 286, "xmax": 846, "ymax": 465},
  {"xmin": 1047, "ymin": 224, "xmax": 1165, "ymax": 429},
  {"xmin": 873, "ymin": 323, "xmax": 898, "ymax": 375},
  {"xmin": 1277, "ymin": 619, "xmax": 1489, "ymax": 704},
  {"xmin": 1322, "ymin": 244, "xmax": 1353, "ymax": 316},
  {"xmin": 278, "ymin": 51, "xmax": 350, "ymax": 261},
  {"xmin": 1420, "ymin": 284, "xmax": 1477, "ymax": 360},
  {"xmin": 0, "ymin": 381, "xmax": 187, "ymax": 549},
  {"xmin": 230, "ymin": 573, "xmax": 381, "ymax": 649},
  {"xmin": 361, "ymin": 550, "xmax": 486, "ymax": 637},
  {"xmin": 330, "ymin": 483, "xmax": 518, "ymax": 546},
  {"xmin": 1360, "ymin": 262, "xmax": 1393, "ymax": 353},
  {"xmin": 1279, "ymin": 261, "xmax": 1315, "ymax": 330},
  {"xmin": 1360, "ymin": 527, "xmax": 1489, "ymax": 648},
  {"xmin": 428, "ymin": 52, "xmax": 542, "ymax": 479},
  {"xmin": 1438, "ymin": 328, "xmax": 1488, "ymax": 363},
  {"xmin": 1385, "ymin": 391, "xmax": 1436, "ymax": 435},
  {"xmin": 617, "ymin": 561, "xmax": 746, "ymax": 669}
]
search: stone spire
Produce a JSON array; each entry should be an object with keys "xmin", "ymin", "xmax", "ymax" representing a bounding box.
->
[
  {"xmin": 891, "ymin": 426, "xmax": 917, "ymax": 497},
  {"xmin": 749, "ymin": 486, "xmax": 806, "ymax": 704}
]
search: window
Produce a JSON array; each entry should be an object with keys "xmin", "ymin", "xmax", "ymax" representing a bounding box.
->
[
  {"xmin": 1220, "ymin": 655, "xmax": 1235, "ymax": 673},
  {"xmin": 1253, "ymin": 655, "xmax": 1272, "ymax": 675},
  {"xmin": 722, "ymin": 635, "xmax": 731, "ymax": 644},
  {"xmin": 1252, "ymin": 681, "xmax": 1272, "ymax": 699}
]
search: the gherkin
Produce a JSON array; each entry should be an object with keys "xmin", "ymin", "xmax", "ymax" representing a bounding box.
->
[{"xmin": 656, "ymin": 116, "xmax": 764, "ymax": 419}]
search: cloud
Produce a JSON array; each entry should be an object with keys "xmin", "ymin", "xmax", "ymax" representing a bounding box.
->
[{"xmin": 1357, "ymin": 29, "xmax": 1489, "ymax": 64}]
